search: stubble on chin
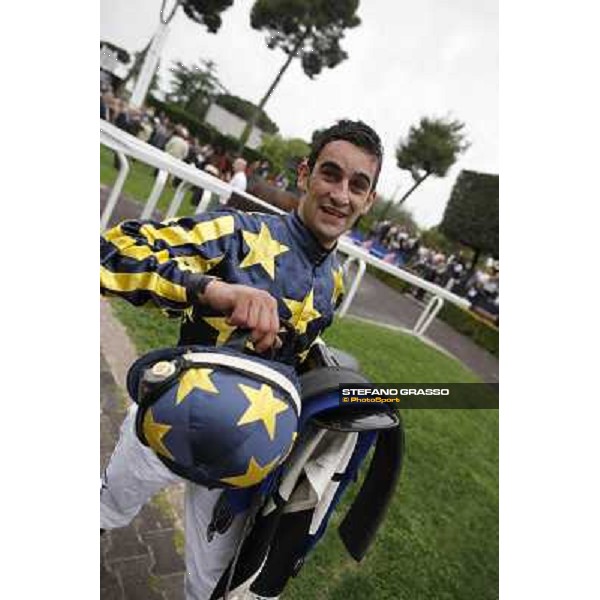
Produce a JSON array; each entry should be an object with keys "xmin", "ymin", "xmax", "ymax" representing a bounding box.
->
[{"xmin": 316, "ymin": 221, "xmax": 346, "ymax": 248}]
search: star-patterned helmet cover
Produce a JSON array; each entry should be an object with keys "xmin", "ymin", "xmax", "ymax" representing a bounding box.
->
[{"xmin": 130, "ymin": 347, "xmax": 300, "ymax": 489}]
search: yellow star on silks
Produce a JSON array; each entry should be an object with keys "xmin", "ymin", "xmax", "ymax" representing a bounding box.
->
[
  {"xmin": 203, "ymin": 316, "xmax": 237, "ymax": 345},
  {"xmin": 332, "ymin": 267, "xmax": 345, "ymax": 306},
  {"xmin": 237, "ymin": 383, "xmax": 289, "ymax": 440},
  {"xmin": 174, "ymin": 254, "xmax": 224, "ymax": 273},
  {"xmin": 143, "ymin": 408, "xmax": 174, "ymax": 460},
  {"xmin": 219, "ymin": 456, "xmax": 280, "ymax": 488},
  {"xmin": 239, "ymin": 223, "xmax": 290, "ymax": 280},
  {"xmin": 284, "ymin": 289, "xmax": 322, "ymax": 335},
  {"xmin": 176, "ymin": 368, "xmax": 218, "ymax": 404}
]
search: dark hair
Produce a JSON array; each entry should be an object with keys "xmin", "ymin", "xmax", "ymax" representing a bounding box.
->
[{"xmin": 308, "ymin": 119, "xmax": 384, "ymax": 190}]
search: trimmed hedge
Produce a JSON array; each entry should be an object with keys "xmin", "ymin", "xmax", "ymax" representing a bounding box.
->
[
  {"xmin": 438, "ymin": 303, "xmax": 498, "ymax": 357},
  {"xmin": 364, "ymin": 265, "xmax": 499, "ymax": 357}
]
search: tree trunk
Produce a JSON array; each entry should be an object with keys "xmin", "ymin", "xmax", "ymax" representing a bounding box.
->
[
  {"xmin": 238, "ymin": 35, "xmax": 307, "ymax": 151},
  {"xmin": 396, "ymin": 171, "xmax": 431, "ymax": 206},
  {"xmin": 378, "ymin": 171, "xmax": 431, "ymax": 220}
]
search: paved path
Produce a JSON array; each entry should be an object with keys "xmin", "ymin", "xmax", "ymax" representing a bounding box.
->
[
  {"xmin": 101, "ymin": 351, "xmax": 186, "ymax": 599},
  {"xmin": 345, "ymin": 268, "xmax": 499, "ymax": 384},
  {"xmin": 100, "ymin": 187, "xmax": 498, "ymax": 383}
]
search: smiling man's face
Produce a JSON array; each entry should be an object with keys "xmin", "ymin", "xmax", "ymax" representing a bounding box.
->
[{"xmin": 297, "ymin": 140, "xmax": 379, "ymax": 248}]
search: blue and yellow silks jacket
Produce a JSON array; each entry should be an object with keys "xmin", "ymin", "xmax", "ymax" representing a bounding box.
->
[{"xmin": 101, "ymin": 207, "xmax": 345, "ymax": 366}]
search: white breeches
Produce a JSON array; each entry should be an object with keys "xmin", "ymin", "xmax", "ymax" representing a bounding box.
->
[{"xmin": 101, "ymin": 405, "xmax": 248, "ymax": 600}]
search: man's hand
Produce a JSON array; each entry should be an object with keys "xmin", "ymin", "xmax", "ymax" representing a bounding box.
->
[{"xmin": 202, "ymin": 281, "xmax": 280, "ymax": 354}]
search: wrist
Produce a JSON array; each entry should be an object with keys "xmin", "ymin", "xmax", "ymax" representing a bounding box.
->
[
  {"xmin": 201, "ymin": 278, "xmax": 224, "ymax": 304},
  {"xmin": 187, "ymin": 274, "xmax": 221, "ymax": 304}
]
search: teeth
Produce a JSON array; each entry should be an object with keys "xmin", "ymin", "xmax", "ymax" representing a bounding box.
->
[{"xmin": 323, "ymin": 207, "xmax": 345, "ymax": 217}]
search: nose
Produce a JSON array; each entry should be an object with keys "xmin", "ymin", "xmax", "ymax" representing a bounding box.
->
[{"xmin": 329, "ymin": 179, "xmax": 351, "ymax": 206}]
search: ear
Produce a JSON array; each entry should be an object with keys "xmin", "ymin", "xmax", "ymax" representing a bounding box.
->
[
  {"xmin": 297, "ymin": 161, "xmax": 310, "ymax": 193},
  {"xmin": 360, "ymin": 190, "xmax": 377, "ymax": 215}
]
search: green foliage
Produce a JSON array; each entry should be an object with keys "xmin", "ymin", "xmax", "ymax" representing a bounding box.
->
[
  {"xmin": 167, "ymin": 58, "xmax": 224, "ymax": 117},
  {"xmin": 396, "ymin": 116, "xmax": 470, "ymax": 181},
  {"xmin": 258, "ymin": 134, "xmax": 310, "ymax": 177},
  {"xmin": 215, "ymin": 93, "xmax": 279, "ymax": 134},
  {"xmin": 180, "ymin": 0, "xmax": 234, "ymax": 33},
  {"xmin": 251, "ymin": 0, "xmax": 361, "ymax": 78},
  {"xmin": 440, "ymin": 170, "xmax": 499, "ymax": 258}
]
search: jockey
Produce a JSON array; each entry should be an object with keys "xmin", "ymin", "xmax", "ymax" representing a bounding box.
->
[{"xmin": 101, "ymin": 120, "xmax": 386, "ymax": 599}]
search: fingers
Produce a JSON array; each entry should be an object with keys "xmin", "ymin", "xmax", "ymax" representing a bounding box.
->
[
  {"xmin": 227, "ymin": 297, "xmax": 250, "ymax": 327},
  {"xmin": 251, "ymin": 298, "xmax": 280, "ymax": 354},
  {"xmin": 247, "ymin": 299, "xmax": 261, "ymax": 330},
  {"xmin": 225, "ymin": 288, "xmax": 280, "ymax": 353}
]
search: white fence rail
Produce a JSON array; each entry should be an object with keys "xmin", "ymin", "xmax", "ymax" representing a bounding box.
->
[{"xmin": 100, "ymin": 121, "xmax": 471, "ymax": 335}]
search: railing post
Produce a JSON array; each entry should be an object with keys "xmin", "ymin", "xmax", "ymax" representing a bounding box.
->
[
  {"xmin": 413, "ymin": 296, "xmax": 444, "ymax": 336},
  {"xmin": 100, "ymin": 152, "xmax": 129, "ymax": 231},
  {"xmin": 338, "ymin": 258, "xmax": 366, "ymax": 317},
  {"xmin": 420, "ymin": 296, "xmax": 444, "ymax": 334},
  {"xmin": 141, "ymin": 170, "xmax": 168, "ymax": 220},
  {"xmin": 196, "ymin": 191, "xmax": 218, "ymax": 214},
  {"xmin": 165, "ymin": 180, "xmax": 191, "ymax": 219}
]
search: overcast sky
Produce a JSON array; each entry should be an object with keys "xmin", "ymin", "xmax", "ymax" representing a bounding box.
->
[{"xmin": 100, "ymin": 0, "xmax": 498, "ymax": 228}]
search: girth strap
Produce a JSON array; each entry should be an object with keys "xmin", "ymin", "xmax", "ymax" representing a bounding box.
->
[{"xmin": 338, "ymin": 419, "xmax": 405, "ymax": 561}]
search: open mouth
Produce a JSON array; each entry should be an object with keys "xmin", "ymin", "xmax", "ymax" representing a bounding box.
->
[{"xmin": 320, "ymin": 206, "xmax": 348, "ymax": 219}]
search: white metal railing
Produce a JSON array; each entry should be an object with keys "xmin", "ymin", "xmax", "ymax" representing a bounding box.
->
[{"xmin": 100, "ymin": 121, "xmax": 471, "ymax": 335}]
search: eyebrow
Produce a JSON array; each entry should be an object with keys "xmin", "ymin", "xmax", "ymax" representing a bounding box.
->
[{"xmin": 319, "ymin": 161, "xmax": 372, "ymax": 188}]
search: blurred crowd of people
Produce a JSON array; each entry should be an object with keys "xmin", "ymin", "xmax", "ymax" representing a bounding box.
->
[
  {"xmin": 101, "ymin": 91, "xmax": 296, "ymax": 197},
  {"xmin": 354, "ymin": 219, "xmax": 499, "ymax": 323}
]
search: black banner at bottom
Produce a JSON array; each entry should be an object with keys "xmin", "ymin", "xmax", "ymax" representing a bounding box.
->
[{"xmin": 338, "ymin": 383, "xmax": 499, "ymax": 409}]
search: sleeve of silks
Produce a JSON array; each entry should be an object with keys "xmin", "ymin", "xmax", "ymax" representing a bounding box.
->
[{"xmin": 100, "ymin": 212, "xmax": 237, "ymax": 310}]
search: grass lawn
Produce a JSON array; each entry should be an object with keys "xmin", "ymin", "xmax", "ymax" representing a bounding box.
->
[
  {"xmin": 109, "ymin": 300, "xmax": 498, "ymax": 600},
  {"xmin": 100, "ymin": 144, "xmax": 199, "ymax": 217}
]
